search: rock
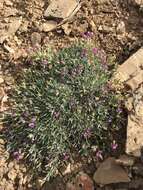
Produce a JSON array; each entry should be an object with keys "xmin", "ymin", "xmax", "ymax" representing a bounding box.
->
[
  {"xmin": 0, "ymin": 17, "xmax": 22, "ymax": 44},
  {"xmin": 125, "ymin": 97, "xmax": 133, "ymax": 111},
  {"xmin": 42, "ymin": 177, "xmax": 64, "ymax": 190},
  {"xmin": 131, "ymin": 0, "xmax": 143, "ymax": 6},
  {"xmin": 36, "ymin": 177, "xmax": 45, "ymax": 190},
  {"xmin": 129, "ymin": 179, "xmax": 143, "ymax": 189},
  {"xmin": 3, "ymin": 44, "xmax": 15, "ymax": 54},
  {"xmin": 8, "ymin": 17, "xmax": 22, "ymax": 36},
  {"xmin": 0, "ymin": 87, "xmax": 4, "ymax": 101},
  {"xmin": 4, "ymin": 7, "xmax": 18, "ymax": 17},
  {"xmin": 7, "ymin": 169, "xmax": 17, "ymax": 181},
  {"xmin": 0, "ymin": 77, "xmax": 4, "ymax": 84},
  {"xmin": 135, "ymin": 98, "xmax": 143, "ymax": 119},
  {"xmin": 44, "ymin": 0, "xmax": 79, "ymax": 19},
  {"xmin": 0, "ymin": 0, "xmax": 4, "ymax": 9},
  {"xmin": 4, "ymin": 0, "xmax": 13, "ymax": 6},
  {"xmin": 0, "ymin": 157, "xmax": 6, "ymax": 167},
  {"xmin": 116, "ymin": 21, "xmax": 126, "ymax": 35},
  {"xmin": 40, "ymin": 21, "xmax": 57, "ymax": 32},
  {"xmin": 75, "ymin": 172, "xmax": 94, "ymax": 190},
  {"xmin": 4, "ymin": 182, "xmax": 15, "ymax": 190},
  {"xmin": 126, "ymin": 113, "xmax": 143, "ymax": 157},
  {"xmin": 93, "ymin": 157, "xmax": 130, "ymax": 185},
  {"xmin": 0, "ymin": 31, "xmax": 8, "ymax": 44},
  {"xmin": 132, "ymin": 163, "xmax": 143, "ymax": 176},
  {"xmin": 62, "ymin": 23, "xmax": 72, "ymax": 35},
  {"xmin": 31, "ymin": 32, "xmax": 41, "ymax": 46},
  {"xmin": 66, "ymin": 183, "xmax": 76, "ymax": 190},
  {"xmin": 0, "ymin": 139, "xmax": 5, "ymax": 145},
  {"xmin": 98, "ymin": 25, "xmax": 114, "ymax": 33},
  {"xmin": 8, "ymin": 162, "xmax": 14, "ymax": 170},
  {"xmin": 116, "ymin": 155, "xmax": 135, "ymax": 167},
  {"xmin": 96, "ymin": 0, "xmax": 108, "ymax": 4},
  {"xmin": 4, "ymin": 76, "xmax": 14, "ymax": 85},
  {"xmin": 13, "ymin": 48, "xmax": 28, "ymax": 60},
  {"xmin": 126, "ymin": 70, "xmax": 143, "ymax": 90},
  {"xmin": 114, "ymin": 48, "xmax": 143, "ymax": 157},
  {"xmin": 114, "ymin": 47, "xmax": 143, "ymax": 84},
  {"xmin": 20, "ymin": 20, "xmax": 29, "ymax": 33}
]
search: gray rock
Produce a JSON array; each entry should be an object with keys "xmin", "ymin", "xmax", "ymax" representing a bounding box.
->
[
  {"xmin": 130, "ymin": 0, "xmax": 143, "ymax": 6},
  {"xmin": 116, "ymin": 155, "xmax": 135, "ymax": 167},
  {"xmin": 31, "ymin": 32, "xmax": 41, "ymax": 46},
  {"xmin": 96, "ymin": 0, "xmax": 109, "ymax": 4},
  {"xmin": 116, "ymin": 21, "xmax": 126, "ymax": 35},
  {"xmin": 44, "ymin": 0, "xmax": 79, "ymax": 19},
  {"xmin": 0, "ymin": 17, "xmax": 22, "ymax": 44},
  {"xmin": 129, "ymin": 179, "xmax": 143, "ymax": 189},
  {"xmin": 0, "ymin": 87, "xmax": 4, "ymax": 101},
  {"xmin": 93, "ymin": 157, "xmax": 130, "ymax": 185},
  {"xmin": 133, "ymin": 163, "xmax": 143, "ymax": 176},
  {"xmin": 0, "ymin": 77, "xmax": 4, "ymax": 84},
  {"xmin": 40, "ymin": 21, "xmax": 57, "ymax": 32}
]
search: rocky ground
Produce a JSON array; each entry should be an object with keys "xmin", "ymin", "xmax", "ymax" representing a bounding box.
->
[{"xmin": 0, "ymin": 0, "xmax": 143, "ymax": 189}]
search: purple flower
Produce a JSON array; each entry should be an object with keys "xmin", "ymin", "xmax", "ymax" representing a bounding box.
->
[
  {"xmin": 53, "ymin": 111, "xmax": 60, "ymax": 119},
  {"xmin": 93, "ymin": 48, "xmax": 98, "ymax": 54},
  {"xmin": 111, "ymin": 141, "xmax": 118, "ymax": 151},
  {"xmin": 63, "ymin": 153, "xmax": 70, "ymax": 161},
  {"xmin": 42, "ymin": 60, "xmax": 48, "ymax": 65},
  {"xmin": 28, "ymin": 117, "xmax": 36, "ymax": 128},
  {"xmin": 13, "ymin": 151, "xmax": 20, "ymax": 161},
  {"xmin": 117, "ymin": 107, "xmax": 122, "ymax": 114},
  {"xmin": 28, "ymin": 122, "xmax": 35, "ymax": 128},
  {"xmin": 82, "ymin": 31, "xmax": 94, "ymax": 39},
  {"xmin": 96, "ymin": 150, "xmax": 103, "ymax": 160},
  {"xmin": 108, "ymin": 118, "xmax": 112, "ymax": 123},
  {"xmin": 83, "ymin": 128, "xmax": 92, "ymax": 138}
]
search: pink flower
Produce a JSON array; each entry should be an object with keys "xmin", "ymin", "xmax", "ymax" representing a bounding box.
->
[
  {"xmin": 93, "ymin": 48, "xmax": 98, "ymax": 54},
  {"xmin": 28, "ymin": 122, "xmax": 35, "ymax": 128},
  {"xmin": 13, "ymin": 151, "xmax": 20, "ymax": 161},
  {"xmin": 96, "ymin": 150, "xmax": 103, "ymax": 160},
  {"xmin": 83, "ymin": 128, "xmax": 92, "ymax": 138},
  {"xmin": 82, "ymin": 31, "xmax": 94, "ymax": 39},
  {"xmin": 42, "ymin": 60, "xmax": 48, "ymax": 65},
  {"xmin": 111, "ymin": 141, "xmax": 118, "ymax": 151},
  {"xmin": 28, "ymin": 117, "xmax": 36, "ymax": 128},
  {"xmin": 63, "ymin": 153, "xmax": 70, "ymax": 161}
]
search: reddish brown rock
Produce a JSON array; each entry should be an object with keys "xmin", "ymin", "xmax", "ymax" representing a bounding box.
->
[{"xmin": 75, "ymin": 172, "xmax": 94, "ymax": 190}]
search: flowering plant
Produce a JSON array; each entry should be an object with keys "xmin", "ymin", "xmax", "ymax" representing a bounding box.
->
[{"xmin": 3, "ymin": 43, "xmax": 125, "ymax": 180}]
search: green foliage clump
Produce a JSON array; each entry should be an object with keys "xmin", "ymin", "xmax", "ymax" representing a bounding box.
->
[{"xmin": 4, "ymin": 43, "xmax": 125, "ymax": 180}]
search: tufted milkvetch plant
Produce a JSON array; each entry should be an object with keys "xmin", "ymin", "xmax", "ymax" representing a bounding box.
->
[{"xmin": 3, "ymin": 42, "xmax": 125, "ymax": 180}]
